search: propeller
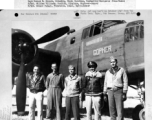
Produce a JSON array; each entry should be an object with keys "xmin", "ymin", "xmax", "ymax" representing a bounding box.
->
[
  {"xmin": 32, "ymin": 26, "xmax": 70, "ymax": 45},
  {"xmin": 16, "ymin": 54, "xmax": 26, "ymax": 115},
  {"xmin": 12, "ymin": 26, "xmax": 70, "ymax": 115}
]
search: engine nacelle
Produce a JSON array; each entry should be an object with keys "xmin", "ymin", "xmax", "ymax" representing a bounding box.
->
[
  {"xmin": 12, "ymin": 29, "xmax": 38, "ymax": 66},
  {"xmin": 12, "ymin": 29, "xmax": 39, "ymax": 83}
]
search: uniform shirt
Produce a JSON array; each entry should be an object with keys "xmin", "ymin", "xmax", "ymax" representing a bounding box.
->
[
  {"xmin": 46, "ymin": 73, "xmax": 64, "ymax": 90},
  {"xmin": 104, "ymin": 67, "xmax": 128, "ymax": 93},
  {"xmin": 64, "ymin": 74, "xmax": 82, "ymax": 97}
]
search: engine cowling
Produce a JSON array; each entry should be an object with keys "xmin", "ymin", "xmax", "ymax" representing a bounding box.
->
[
  {"xmin": 12, "ymin": 29, "xmax": 61, "ymax": 84},
  {"xmin": 12, "ymin": 29, "xmax": 39, "ymax": 79},
  {"xmin": 12, "ymin": 29, "xmax": 38, "ymax": 66}
]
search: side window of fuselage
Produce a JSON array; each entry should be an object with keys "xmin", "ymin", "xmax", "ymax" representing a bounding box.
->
[{"xmin": 124, "ymin": 24, "xmax": 144, "ymax": 42}]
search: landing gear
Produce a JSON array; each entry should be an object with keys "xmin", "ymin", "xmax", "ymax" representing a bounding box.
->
[
  {"xmin": 139, "ymin": 108, "xmax": 145, "ymax": 120},
  {"xmin": 132, "ymin": 81, "xmax": 145, "ymax": 120},
  {"xmin": 132, "ymin": 104, "xmax": 144, "ymax": 120}
]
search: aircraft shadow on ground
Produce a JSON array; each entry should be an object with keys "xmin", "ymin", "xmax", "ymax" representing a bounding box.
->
[
  {"xmin": 124, "ymin": 107, "xmax": 135, "ymax": 119},
  {"xmin": 12, "ymin": 105, "xmax": 134, "ymax": 119},
  {"xmin": 101, "ymin": 107, "xmax": 134, "ymax": 119}
]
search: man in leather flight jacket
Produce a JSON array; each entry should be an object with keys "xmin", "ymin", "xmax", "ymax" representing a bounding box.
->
[
  {"xmin": 26, "ymin": 64, "xmax": 46, "ymax": 120},
  {"xmin": 83, "ymin": 61, "xmax": 104, "ymax": 120}
]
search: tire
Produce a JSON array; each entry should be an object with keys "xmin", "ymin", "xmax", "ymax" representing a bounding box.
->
[
  {"xmin": 132, "ymin": 104, "xmax": 144, "ymax": 120},
  {"xmin": 139, "ymin": 108, "xmax": 145, "ymax": 120}
]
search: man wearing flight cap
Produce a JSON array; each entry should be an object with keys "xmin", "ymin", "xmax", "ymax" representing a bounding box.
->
[
  {"xmin": 83, "ymin": 61, "xmax": 103, "ymax": 120},
  {"xmin": 103, "ymin": 56, "xmax": 128, "ymax": 120}
]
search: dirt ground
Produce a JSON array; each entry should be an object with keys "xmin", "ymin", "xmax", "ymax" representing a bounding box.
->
[{"xmin": 12, "ymin": 86, "xmax": 141, "ymax": 120}]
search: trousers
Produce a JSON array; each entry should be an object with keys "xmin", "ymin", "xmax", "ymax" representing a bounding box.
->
[
  {"xmin": 28, "ymin": 92, "xmax": 43, "ymax": 120},
  {"xmin": 107, "ymin": 89, "xmax": 124, "ymax": 120},
  {"xmin": 85, "ymin": 95, "xmax": 102, "ymax": 120},
  {"xmin": 65, "ymin": 96, "xmax": 80, "ymax": 120},
  {"xmin": 46, "ymin": 87, "xmax": 62, "ymax": 120}
]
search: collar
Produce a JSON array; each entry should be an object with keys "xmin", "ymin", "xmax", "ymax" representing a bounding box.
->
[
  {"xmin": 85, "ymin": 71, "xmax": 102, "ymax": 78},
  {"xmin": 52, "ymin": 72, "xmax": 59, "ymax": 76},
  {"xmin": 109, "ymin": 66, "xmax": 121, "ymax": 75},
  {"xmin": 32, "ymin": 72, "xmax": 41, "ymax": 77},
  {"xmin": 68, "ymin": 74, "xmax": 78, "ymax": 80}
]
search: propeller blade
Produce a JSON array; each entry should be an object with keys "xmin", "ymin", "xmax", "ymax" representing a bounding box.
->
[
  {"xmin": 32, "ymin": 26, "xmax": 70, "ymax": 45},
  {"xmin": 16, "ymin": 54, "xmax": 26, "ymax": 116}
]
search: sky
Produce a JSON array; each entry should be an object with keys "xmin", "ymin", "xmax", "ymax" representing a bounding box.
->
[{"xmin": 12, "ymin": 20, "xmax": 94, "ymax": 48}]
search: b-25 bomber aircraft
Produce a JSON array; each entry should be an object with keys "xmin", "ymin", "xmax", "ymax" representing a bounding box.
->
[{"xmin": 12, "ymin": 20, "xmax": 144, "ymax": 119}]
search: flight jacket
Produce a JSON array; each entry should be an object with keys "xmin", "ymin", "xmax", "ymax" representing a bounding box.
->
[
  {"xmin": 83, "ymin": 71, "xmax": 103, "ymax": 96},
  {"xmin": 26, "ymin": 72, "xmax": 46, "ymax": 93}
]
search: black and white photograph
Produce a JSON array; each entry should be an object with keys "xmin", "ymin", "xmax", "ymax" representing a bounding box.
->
[{"xmin": 11, "ymin": 19, "xmax": 145, "ymax": 120}]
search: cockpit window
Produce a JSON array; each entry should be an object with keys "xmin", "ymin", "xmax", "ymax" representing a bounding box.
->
[
  {"xmin": 102, "ymin": 20, "xmax": 126, "ymax": 32},
  {"xmin": 82, "ymin": 22, "xmax": 102, "ymax": 39},
  {"xmin": 82, "ymin": 27, "xmax": 91, "ymax": 39},
  {"xmin": 93, "ymin": 22, "xmax": 102, "ymax": 36},
  {"xmin": 82, "ymin": 20, "xmax": 126, "ymax": 40}
]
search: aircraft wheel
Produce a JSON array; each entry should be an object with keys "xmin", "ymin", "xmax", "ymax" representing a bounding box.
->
[
  {"xmin": 132, "ymin": 104, "xmax": 144, "ymax": 120},
  {"xmin": 139, "ymin": 108, "xmax": 145, "ymax": 120}
]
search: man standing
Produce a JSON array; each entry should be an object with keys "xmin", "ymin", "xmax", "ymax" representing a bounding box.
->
[
  {"xmin": 64, "ymin": 65, "xmax": 82, "ymax": 120},
  {"xmin": 26, "ymin": 64, "xmax": 46, "ymax": 120},
  {"xmin": 45, "ymin": 63, "xmax": 64, "ymax": 120},
  {"xmin": 103, "ymin": 56, "xmax": 128, "ymax": 120},
  {"xmin": 83, "ymin": 61, "xmax": 103, "ymax": 120}
]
